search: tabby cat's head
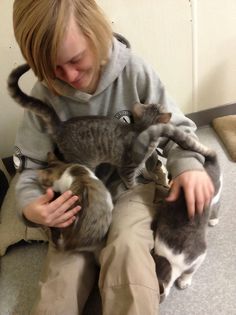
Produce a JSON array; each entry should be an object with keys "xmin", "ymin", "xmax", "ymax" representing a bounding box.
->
[{"xmin": 132, "ymin": 103, "xmax": 171, "ymax": 126}]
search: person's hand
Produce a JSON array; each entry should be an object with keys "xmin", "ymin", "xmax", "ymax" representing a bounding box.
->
[
  {"xmin": 166, "ymin": 170, "xmax": 215, "ymax": 219},
  {"xmin": 23, "ymin": 188, "xmax": 81, "ymax": 227}
]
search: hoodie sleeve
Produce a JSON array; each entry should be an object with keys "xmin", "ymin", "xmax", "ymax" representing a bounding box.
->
[
  {"xmin": 15, "ymin": 168, "xmax": 44, "ymax": 227},
  {"xmin": 135, "ymin": 58, "xmax": 205, "ymax": 178},
  {"xmin": 14, "ymin": 82, "xmax": 54, "ymax": 226}
]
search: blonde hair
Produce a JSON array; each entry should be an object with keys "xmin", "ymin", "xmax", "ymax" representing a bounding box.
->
[{"xmin": 13, "ymin": 0, "xmax": 113, "ymax": 94}]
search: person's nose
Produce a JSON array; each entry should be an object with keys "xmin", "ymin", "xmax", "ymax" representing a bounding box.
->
[{"xmin": 63, "ymin": 64, "xmax": 80, "ymax": 83}]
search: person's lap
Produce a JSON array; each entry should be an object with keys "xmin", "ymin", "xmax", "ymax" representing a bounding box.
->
[{"xmin": 31, "ymin": 183, "xmax": 159, "ymax": 315}]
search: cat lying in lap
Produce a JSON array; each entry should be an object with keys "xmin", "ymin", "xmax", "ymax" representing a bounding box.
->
[{"xmin": 38, "ymin": 152, "xmax": 113, "ymax": 256}]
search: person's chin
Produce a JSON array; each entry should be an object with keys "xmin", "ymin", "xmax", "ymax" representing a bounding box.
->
[
  {"xmin": 72, "ymin": 73, "xmax": 91, "ymax": 89},
  {"xmin": 70, "ymin": 79, "xmax": 87, "ymax": 91}
]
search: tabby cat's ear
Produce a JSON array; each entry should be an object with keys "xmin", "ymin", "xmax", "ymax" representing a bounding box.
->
[
  {"xmin": 156, "ymin": 113, "xmax": 172, "ymax": 124},
  {"xmin": 132, "ymin": 102, "xmax": 145, "ymax": 119}
]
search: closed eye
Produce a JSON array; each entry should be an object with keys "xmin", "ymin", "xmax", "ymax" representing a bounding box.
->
[
  {"xmin": 70, "ymin": 52, "xmax": 85, "ymax": 64},
  {"xmin": 71, "ymin": 58, "xmax": 81, "ymax": 65}
]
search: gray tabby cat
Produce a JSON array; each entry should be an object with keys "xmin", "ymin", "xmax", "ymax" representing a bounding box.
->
[
  {"xmin": 38, "ymin": 152, "xmax": 113, "ymax": 254},
  {"xmin": 8, "ymin": 63, "xmax": 171, "ymax": 188}
]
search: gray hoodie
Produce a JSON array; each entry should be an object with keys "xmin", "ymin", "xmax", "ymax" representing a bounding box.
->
[{"xmin": 14, "ymin": 36, "xmax": 204, "ymax": 225}]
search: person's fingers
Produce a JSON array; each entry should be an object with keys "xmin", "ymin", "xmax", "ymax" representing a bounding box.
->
[
  {"xmin": 184, "ymin": 187, "xmax": 195, "ymax": 220},
  {"xmin": 48, "ymin": 190, "xmax": 77, "ymax": 213},
  {"xmin": 196, "ymin": 182, "xmax": 214, "ymax": 215},
  {"xmin": 53, "ymin": 206, "xmax": 81, "ymax": 226},
  {"xmin": 52, "ymin": 195, "xmax": 80, "ymax": 220},
  {"xmin": 55, "ymin": 216, "xmax": 77, "ymax": 228}
]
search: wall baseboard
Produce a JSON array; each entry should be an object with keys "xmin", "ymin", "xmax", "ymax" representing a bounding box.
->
[{"xmin": 186, "ymin": 103, "xmax": 236, "ymax": 127}]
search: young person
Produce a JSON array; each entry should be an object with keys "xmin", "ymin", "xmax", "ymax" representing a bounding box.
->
[{"xmin": 12, "ymin": 0, "xmax": 214, "ymax": 314}]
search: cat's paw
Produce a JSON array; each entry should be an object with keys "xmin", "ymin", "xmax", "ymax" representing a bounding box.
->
[
  {"xmin": 208, "ymin": 218, "xmax": 219, "ymax": 227},
  {"xmin": 148, "ymin": 141, "xmax": 157, "ymax": 152},
  {"xmin": 176, "ymin": 276, "xmax": 192, "ymax": 290}
]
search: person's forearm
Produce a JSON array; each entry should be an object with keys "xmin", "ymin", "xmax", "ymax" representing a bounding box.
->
[{"xmin": 15, "ymin": 169, "xmax": 44, "ymax": 226}]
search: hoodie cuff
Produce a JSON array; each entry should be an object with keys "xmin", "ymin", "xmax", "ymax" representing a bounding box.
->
[{"xmin": 167, "ymin": 156, "xmax": 205, "ymax": 179}]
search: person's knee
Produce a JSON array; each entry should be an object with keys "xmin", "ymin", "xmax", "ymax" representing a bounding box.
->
[
  {"xmin": 102, "ymin": 228, "xmax": 154, "ymax": 266},
  {"xmin": 107, "ymin": 221, "xmax": 154, "ymax": 250},
  {"xmin": 107, "ymin": 228, "xmax": 140, "ymax": 252},
  {"xmin": 99, "ymin": 229, "xmax": 158, "ymax": 290}
]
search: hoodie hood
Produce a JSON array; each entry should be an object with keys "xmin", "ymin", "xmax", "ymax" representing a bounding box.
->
[
  {"xmin": 53, "ymin": 35, "xmax": 131, "ymax": 102},
  {"xmin": 95, "ymin": 34, "xmax": 131, "ymax": 96}
]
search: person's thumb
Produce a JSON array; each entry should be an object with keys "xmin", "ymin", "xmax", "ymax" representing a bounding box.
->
[
  {"xmin": 38, "ymin": 187, "xmax": 54, "ymax": 204},
  {"xmin": 166, "ymin": 182, "xmax": 180, "ymax": 202}
]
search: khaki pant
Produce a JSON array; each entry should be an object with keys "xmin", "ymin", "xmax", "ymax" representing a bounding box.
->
[{"xmin": 31, "ymin": 183, "xmax": 160, "ymax": 315}]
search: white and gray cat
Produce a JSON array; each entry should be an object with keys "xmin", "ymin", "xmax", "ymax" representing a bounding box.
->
[
  {"xmin": 132, "ymin": 118, "xmax": 222, "ymax": 300},
  {"xmin": 8, "ymin": 64, "xmax": 172, "ymax": 189},
  {"xmin": 151, "ymin": 151, "xmax": 222, "ymax": 302},
  {"xmin": 38, "ymin": 152, "xmax": 113, "ymax": 255},
  {"xmin": 132, "ymin": 109, "xmax": 222, "ymax": 302},
  {"xmin": 130, "ymin": 101, "xmax": 222, "ymax": 302}
]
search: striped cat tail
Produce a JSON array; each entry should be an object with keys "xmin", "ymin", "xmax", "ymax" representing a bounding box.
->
[
  {"xmin": 132, "ymin": 123, "xmax": 216, "ymax": 164},
  {"xmin": 7, "ymin": 64, "xmax": 60, "ymax": 134}
]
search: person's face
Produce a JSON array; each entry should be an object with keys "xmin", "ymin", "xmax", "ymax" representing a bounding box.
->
[{"xmin": 55, "ymin": 17, "xmax": 99, "ymax": 94}]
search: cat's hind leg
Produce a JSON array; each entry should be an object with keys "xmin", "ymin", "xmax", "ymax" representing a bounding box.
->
[
  {"xmin": 208, "ymin": 195, "xmax": 221, "ymax": 227},
  {"xmin": 209, "ymin": 173, "xmax": 222, "ymax": 227},
  {"xmin": 118, "ymin": 167, "xmax": 137, "ymax": 189},
  {"xmin": 208, "ymin": 202, "xmax": 220, "ymax": 227},
  {"xmin": 119, "ymin": 158, "xmax": 154, "ymax": 188},
  {"xmin": 176, "ymin": 252, "xmax": 206, "ymax": 290}
]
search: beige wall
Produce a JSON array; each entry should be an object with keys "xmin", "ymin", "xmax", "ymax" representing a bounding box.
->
[
  {"xmin": 98, "ymin": 0, "xmax": 193, "ymax": 113},
  {"xmin": 1, "ymin": 0, "xmax": 37, "ymax": 158},
  {"xmin": 1, "ymin": 0, "xmax": 236, "ymax": 157},
  {"xmin": 197, "ymin": 0, "xmax": 236, "ymax": 110}
]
